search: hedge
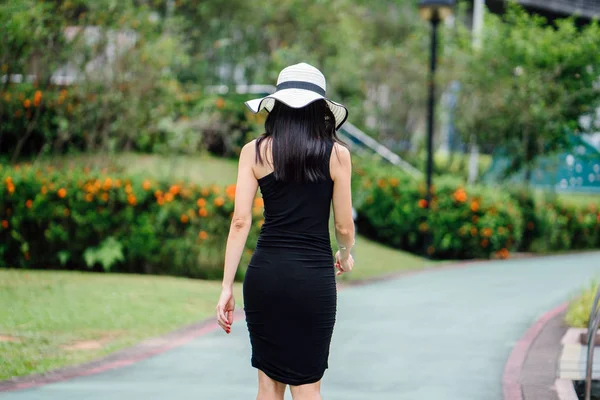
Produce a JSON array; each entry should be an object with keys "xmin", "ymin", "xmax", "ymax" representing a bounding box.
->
[
  {"xmin": 0, "ymin": 164, "xmax": 262, "ymax": 279},
  {"xmin": 352, "ymin": 159, "xmax": 600, "ymax": 259}
]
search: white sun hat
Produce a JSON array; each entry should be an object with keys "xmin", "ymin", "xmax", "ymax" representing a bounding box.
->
[{"xmin": 244, "ymin": 62, "xmax": 348, "ymax": 130}]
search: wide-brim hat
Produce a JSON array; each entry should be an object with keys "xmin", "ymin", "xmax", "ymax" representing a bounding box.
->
[{"xmin": 245, "ymin": 62, "xmax": 348, "ymax": 130}]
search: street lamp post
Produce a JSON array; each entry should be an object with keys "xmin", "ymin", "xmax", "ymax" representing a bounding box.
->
[{"xmin": 419, "ymin": 0, "xmax": 454, "ymax": 255}]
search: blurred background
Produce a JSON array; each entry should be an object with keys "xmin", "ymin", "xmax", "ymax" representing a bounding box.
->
[{"xmin": 1, "ymin": 0, "xmax": 600, "ymax": 391}]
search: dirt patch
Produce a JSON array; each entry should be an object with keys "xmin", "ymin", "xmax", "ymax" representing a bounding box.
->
[
  {"xmin": 61, "ymin": 332, "xmax": 122, "ymax": 351},
  {"xmin": 0, "ymin": 335, "xmax": 21, "ymax": 343}
]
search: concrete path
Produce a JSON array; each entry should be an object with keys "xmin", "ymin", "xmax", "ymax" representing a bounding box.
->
[{"xmin": 2, "ymin": 252, "xmax": 600, "ymax": 400}]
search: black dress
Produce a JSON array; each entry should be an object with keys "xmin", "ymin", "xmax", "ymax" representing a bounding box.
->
[{"xmin": 243, "ymin": 140, "xmax": 337, "ymax": 386}]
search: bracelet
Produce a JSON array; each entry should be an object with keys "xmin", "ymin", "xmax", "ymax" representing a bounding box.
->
[{"xmin": 337, "ymin": 239, "xmax": 355, "ymax": 251}]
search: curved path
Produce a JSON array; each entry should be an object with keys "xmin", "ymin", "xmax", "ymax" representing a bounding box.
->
[{"xmin": 2, "ymin": 252, "xmax": 600, "ymax": 400}]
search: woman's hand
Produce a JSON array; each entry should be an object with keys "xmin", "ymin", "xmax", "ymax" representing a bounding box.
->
[
  {"xmin": 335, "ymin": 251, "xmax": 354, "ymax": 276},
  {"xmin": 216, "ymin": 288, "xmax": 235, "ymax": 334}
]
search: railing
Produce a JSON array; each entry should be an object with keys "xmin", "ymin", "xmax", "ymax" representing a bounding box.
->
[
  {"xmin": 207, "ymin": 84, "xmax": 423, "ymax": 179},
  {"xmin": 584, "ymin": 284, "xmax": 600, "ymax": 400}
]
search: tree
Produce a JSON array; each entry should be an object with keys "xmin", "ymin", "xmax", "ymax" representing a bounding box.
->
[{"xmin": 453, "ymin": 6, "xmax": 600, "ymax": 180}]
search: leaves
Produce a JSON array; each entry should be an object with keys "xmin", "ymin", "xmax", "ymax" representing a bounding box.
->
[{"xmin": 83, "ymin": 237, "xmax": 124, "ymax": 272}]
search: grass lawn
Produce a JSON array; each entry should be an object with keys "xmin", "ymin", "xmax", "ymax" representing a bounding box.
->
[{"xmin": 0, "ymin": 269, "xmax": 243, "ymax": 381}]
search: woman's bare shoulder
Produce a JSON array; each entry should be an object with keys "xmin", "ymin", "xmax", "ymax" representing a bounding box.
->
[{"xmin": 332, "ymin": 142, "xmax": 351, "ymax": 164}]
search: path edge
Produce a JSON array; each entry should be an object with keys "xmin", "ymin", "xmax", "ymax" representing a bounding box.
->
[
  {"xmin": 502, "ymin": 302, "xmax": 569, "ymax": 400},
  {"xmin": 0, "ymin": 310, "xmax": 245, "ymax": 393}
]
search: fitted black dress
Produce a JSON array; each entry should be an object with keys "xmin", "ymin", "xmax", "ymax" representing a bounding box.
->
[{"xmin": 243, "ymin": 140, "xmax": 337, "ymax": 386}]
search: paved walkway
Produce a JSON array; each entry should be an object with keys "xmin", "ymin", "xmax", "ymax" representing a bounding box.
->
[{"xmin": 2, "ymin": 252, "xmax": 600, "ymax": 400}]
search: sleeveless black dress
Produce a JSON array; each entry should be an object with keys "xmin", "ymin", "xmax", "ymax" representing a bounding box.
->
[{"xmin": 243, "ymin": 140, "xmax": 337, "ymax": 386}]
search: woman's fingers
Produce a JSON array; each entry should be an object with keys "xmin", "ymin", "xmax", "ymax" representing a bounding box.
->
[
  {"xmin": 216, "ymin": 305, "xmax": 231, "ymax": 333},
  {"xmin": 227, "ymin": 310, "xmax": 234, "ymax": 325}
]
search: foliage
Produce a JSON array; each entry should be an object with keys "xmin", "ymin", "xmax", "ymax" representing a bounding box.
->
[
  {"xmin": 0, "ymin": 269, "xmax": 243, "ymax": 380},
  {"xmin": 0, "ymin": 163, "xmax": 262, "ymax": 279},
  {"xmin": 0, "ymin": 0, "xmax": 188, "ymax": 160},
  {"xmin": 352, "ymin": 158, "xmax": 523, "ymax": 259},
  {"xmin": 565, "ymin": 280, "xmax": 599, "ymax": 328},
  {"xmin": 453, "ymin": 6, "xmax": 600, "ymax": 177},
  {"xmin": 353, "ymin": 157, "xmax": 600, "ymax": 259}
]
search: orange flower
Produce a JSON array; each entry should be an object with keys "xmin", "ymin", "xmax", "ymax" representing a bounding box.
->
[
  {"xmin": 201, "ymin": 188, "xmax": 210, "ymax": 197},
  {"xmin": 497, "ymin": 248, "xmax": 510, "ymax": 259},
  {"xmin": 14, "ymin": 109, "xmax": 22, "ymax": 118},
  {"xmin": 481, "ymin": 239, "xmax": 489, "ymax": 248},
  {"xmin": 212, "ymin": 185, "xmax": 221, "ymax": 194},
  {"xmin": 498, "ymin": 227, "xmax": 506, "ymax": 235},
  {"xmin": 125, "ymin": 184, "xmax": 133, "ymax": 194},
  {"xmin": 470, "ymin": 227, "xmax": 478, "ymax": 236},
  {"xmin": 33, "ymin": 90, "xmax": 42, "ymax": 107},
  {"xmin": 418, "ymin": 199, "xmax": 428, "ymax": 208},
  {"xmin": 180, "ymin": 214, "xmax": 189, "ymax": 224},
  {"xmin": 23, "ymin": 99, "xmax": 31, "ymax": 108},
  {"xmin": 57, "ymin": 188, "xmax": 67, "ymax": 198},
  {"xmin": 25, "ymin": 199, "xmax": 32, "ymax": 208},
  {"xmin": 214, "ymin": 197, "xmax": 225, "ymax": 207},
  {"xmin": 1, "ymin": 220, "xmax": 8, "ymax": 229},
  {"xmin": 142, "ymin": 180, "xmax": 151, "ymax": 191},
  {"xmin": 470, "ymin": 201, "xmax": 479, "ymax": 212},
  {"xmin": 102, "ymin": 193, "xmax": 109, "ymax": 202},
  {"xmin": 225, "ymin": 184, "xmax": 236, "ymax": 200},
  {"xmin": 199, "ymin": 230, "xmax": 209, "ymax": 240},
  {"xmin": 155, "ymin": 190, "xmax": 163, "ymax": 198},
  {"xmin": 115, "ymin": 179, "xmax": 122, "ymax": 187},
  {"xmin": 419, "ymin": 222, "xmax": 429, "ymax": 232},
  {"xmin": 157, "ymin": 197, "xmax": 165, "ymax": 206},
  {"xmin": 198, "ymin": 208, "xmax": 208, "ymax": 217},
  {"xmin": 453, "ymin": 188, "xmax": 467, "ymax": 203},
  {"xmin": 197, "ymin": 198, "xmax": 206, "ymax": 207},
  {"xmin": 258, "ymin": 219, "xmax": 265, "ymax": 228},
  {"xmin": 64, "ymin": 208, "xmax": 70, "ymax": 217},
  {"xmin": 215, "ymin": 97, "xmax": 225, "ymax": 109},
  {"xmin": 127, "ymin": 195, "xmax": 137, "ymax": 205},
  {"xmin": 41, "ymin": 186, "xmax": 47, "ymax": 195},
  {"xmin": 169, "ymin": 185, "xmax": 180, "ymax": 195},
  {"xmin": 165, "ymin": 193, "xmax": 174, "ymax": 202},
  {"xmin": 103, "ymin": 178, "xmax": 112, "ymax": 190},
  {"xmin": 482, "ymin": 228, "xmax": 493, "ymax": 237},
  {"xmin": 472, "ymin": 215, "xmax": 479, "ymax": 224},
  {"xmin": 377, "ymin": 179, "xmax": 386, "ymax": 188},
  {"xmin": 389, "ymin": 178, "xmax": 399, "ymax": 187},
  {"xmin": 85, "ymin": 193, "xmax": 93, "ymax": 202},
  {"xmin": 254, "ymin": 198, "xmax": 264, "ymax": 208}
]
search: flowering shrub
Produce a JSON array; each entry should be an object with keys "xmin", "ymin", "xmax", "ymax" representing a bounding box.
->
[
  {"xmin": 0, "ymin": 165, "xmax": 262, "ymax": 279},
  {"xmin": 353, "ymin": 162, "xmax": 523, "ymax": 259},
  {"xmin": 352, "ymin": 159, "xmax": 600, "ymax": 259}
]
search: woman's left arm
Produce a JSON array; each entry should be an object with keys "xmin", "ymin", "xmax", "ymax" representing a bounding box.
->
[{"xmin": 216, "ymin": 142, "xmax": 258, "ymax": 333}]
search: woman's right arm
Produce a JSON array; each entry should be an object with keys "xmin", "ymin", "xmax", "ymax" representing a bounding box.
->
[{"xmin": 331, "ymin": 144, "xmax": 355, "ymax": 272}]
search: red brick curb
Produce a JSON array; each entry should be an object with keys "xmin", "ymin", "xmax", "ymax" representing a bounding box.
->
[{"xmin": 502, "ymin": 302, "xmax": 569, "ymax": 400}]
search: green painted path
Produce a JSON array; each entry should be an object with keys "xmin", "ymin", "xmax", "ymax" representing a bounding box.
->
[{"xmin": 2, "ymin": 252, "xmax": 600, "ymax": 400}]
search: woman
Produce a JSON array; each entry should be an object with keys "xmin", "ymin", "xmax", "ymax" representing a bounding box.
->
[{"xmin": 216, "ymin": 62, "xmax": 355, "ymax": 400}]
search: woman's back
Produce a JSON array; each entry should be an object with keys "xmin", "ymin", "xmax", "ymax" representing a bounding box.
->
[{"xmin": 255, "ymin": 139, "xmax": 334, "ymax": 254}]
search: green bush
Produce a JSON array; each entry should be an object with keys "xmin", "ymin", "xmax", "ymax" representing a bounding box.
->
[
  {"xmin": 0, "ymin": 164, "xmax": 262, "ymax": 279},
  {"xmin": 352, "ymin": 158, "xmax": 600, "ymax": 259},
  {"xmin": 353, "ymin": 159, "xmax": 523, "ymax": 259},
  {"xmin": 566, "ymin": 281, "xmax": 599, "ymax": 328}
]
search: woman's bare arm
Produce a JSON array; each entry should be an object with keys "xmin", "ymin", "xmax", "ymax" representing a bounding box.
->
[
  {"xmin": 221, "ymin": 141, "xmax": 258, "ymax": 290},
  {"xmin": 331, "ymin": 143, "xmax": 355, "ymax": 261}
]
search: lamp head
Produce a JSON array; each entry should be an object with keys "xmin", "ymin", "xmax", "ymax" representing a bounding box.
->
[{"xmin": 418, "ymin": 0, "xmax": 455, "ymax": 22}]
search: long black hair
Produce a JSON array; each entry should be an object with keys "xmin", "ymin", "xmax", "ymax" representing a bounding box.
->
[{"xmin": 255, "ymin": 99, "xmax": 345, "ymax": 183}]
